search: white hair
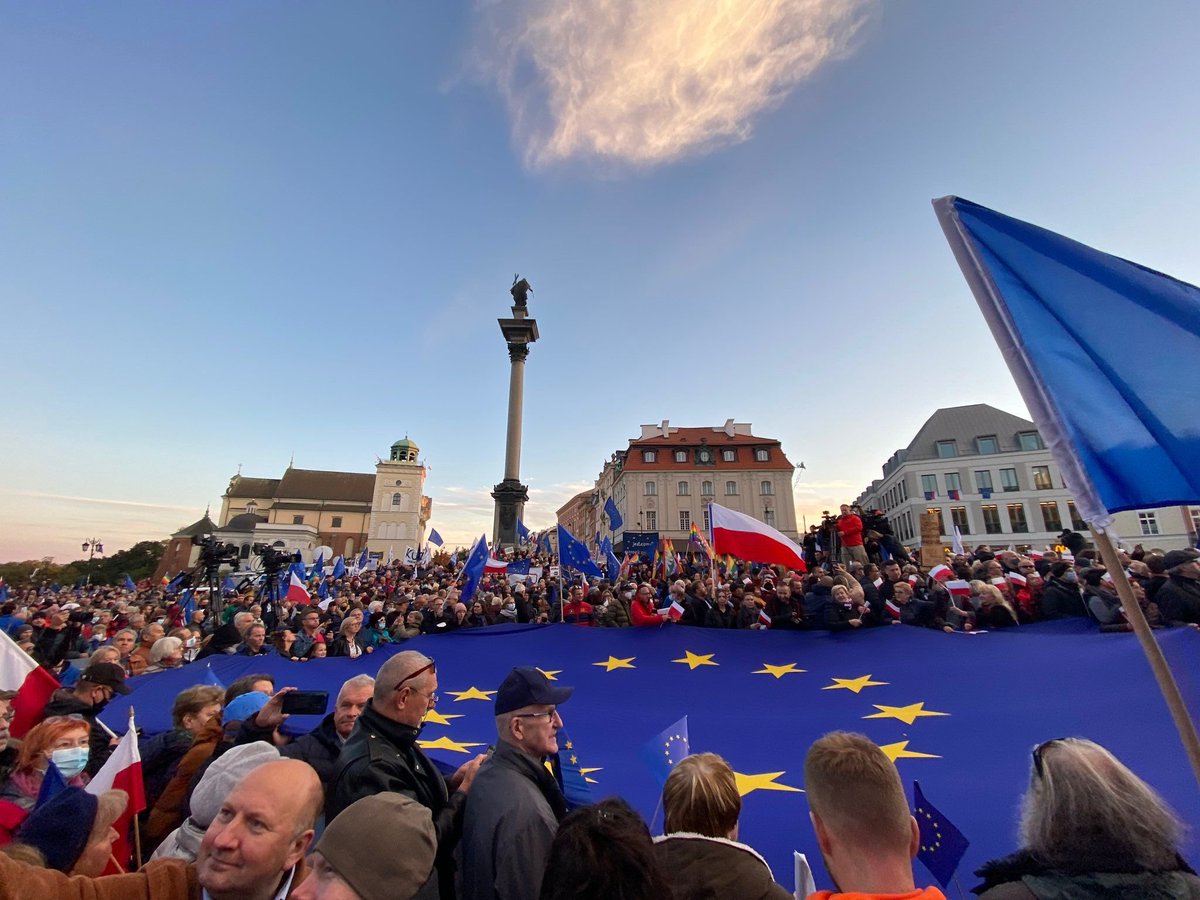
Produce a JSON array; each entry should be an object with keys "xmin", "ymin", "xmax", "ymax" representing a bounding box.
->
[{"xmin": 149, "ymin": 636, "xmax": 183, "ymax": 665}]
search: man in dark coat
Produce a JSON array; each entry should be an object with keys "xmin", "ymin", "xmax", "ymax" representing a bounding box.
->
[
  {"xmin": 1158, "ymin": 549, "xmax": 1200, "ymax": 626},
  {"xmin": 41, "ymin": 662, "xmax": 130, "ymax": 776},
  {"xmin": 328, "ymin": 651, "xmax": 485, "ymax": 900}
]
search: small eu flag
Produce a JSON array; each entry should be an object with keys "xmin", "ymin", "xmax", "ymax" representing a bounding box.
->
[
  {"xmin": 913, "ymin": 780, "xmax": 969, "ymax": 889},
  {"xmin": 604, "ymin": 496, "xmax": 623, "ymax": 532},
  {"xmin": 640, "ymin": 715, "xmax": 690, "ymax": 787},
  {"xmin": 428, "ymin": 528, "xmax": 444, "ymax": 547},
  {"xmin": 550, "ymin": 726, "xmax": 594, "ymax": 811}
]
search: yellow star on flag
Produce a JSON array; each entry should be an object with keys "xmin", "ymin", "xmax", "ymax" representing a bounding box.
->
[
  {"xmin": 593, "ymin": 656, "xmax": 636, "ymax": 671},
  {"xmin": 877, "ymin": 741, "xmax": 941, "ymax": 762},
  {"xmin": 569, "ymin": 754, "xmax": 578, "ymax": 765},
  {"xmin": 732, "ymin": 770, "xmax": 804, "ymax": 797},
  {"xmin": 671, "ymin": 651, "xmax": 718, "ymax": 670},
  {"xmin": 822, "ymin": 675, "xmax": 888, "ymax": 693},
  {"xmin": 422, "ymin": 710, "xmax": 465, "ymax": 726},
  {"xmin": 417, "ymin": 736, "xmax": 485, "ymax": 754},
  {"xmin": 536, "ymin": 668, "xmax": 563, "ymax": 681},
  {"xmin": 580, "ymin": 766, "xmax": 602, "ymax": 785},
  {"xmin": 864, "ymin": 702, "xmax": 950, "ymax": 726},
  {"xmin": 446, "ymin": 687, "xmax": 496, "ymax": 702},
  {"xmin": 753, "ymin": 663, "xmax": 806, "ymax": 679}
]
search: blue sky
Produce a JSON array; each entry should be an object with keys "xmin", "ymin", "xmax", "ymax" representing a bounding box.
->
[{"xmin": 3, "ymin": 1, "xmax": 1198, "ymax": 561}]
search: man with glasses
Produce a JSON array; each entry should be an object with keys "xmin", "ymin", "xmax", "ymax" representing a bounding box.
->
[
  {"xmin": 461, "ymin": 666, "xmax": 573, "ymax": 900},
  {"xmin": 328, "ymin": 651, "xmax": 485, "ymax": 900}
]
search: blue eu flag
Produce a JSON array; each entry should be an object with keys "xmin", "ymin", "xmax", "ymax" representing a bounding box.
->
[
  {"xmin": 122, "ymin": 574, "xmax": 137, "ymax": 592},
  {"xmin": 331, "ymin": 556, "xmax": 347, "ymax": 580},
  {"xmin": 428, "ymin": 528, "xmax": 444, "ymax": 547},
  {"xmin": 516, "ymin": 519, "xmax": 531, "ymax": 543},
  {"xmin": 557, "ymin": 525, "xmax": 603, "ymax": 578},
  {"xmin": 640, "ymin": 715, "xmax": 690, "ymax": 787},
  {"xmin": 459, "ymin": 535, "xmax": 490, "ymax": 603},
  {"xmin": 604, "ymin": 497, "xmax": 623, "ymax": 531},
  {"xmin": 913, "ymin": 780, "xmax": 969, "ymax": 889},
  {"xmin": 551, "ymin": 726, "xmax": 595, "ymax": 810}
]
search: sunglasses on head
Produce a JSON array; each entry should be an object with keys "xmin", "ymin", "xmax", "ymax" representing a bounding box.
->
[
  {"xmin": 1032, "ymin": 737, "xmax": 1068, "ymax": 778},
  {"xmin": 395, "ymin": 659, "xmax": 436, "ymax": 692}
]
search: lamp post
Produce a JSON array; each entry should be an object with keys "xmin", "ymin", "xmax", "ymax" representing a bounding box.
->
[{"xmin": 82, "ymin": 537, "xmax": 104, "ymax": 585}]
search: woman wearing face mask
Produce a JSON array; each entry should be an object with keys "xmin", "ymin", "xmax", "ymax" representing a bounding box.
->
[
  {"xmin": 1041, "ymin": 561, "xmax": 1088, "ymax": 619},
  {"xmin": 0, "ymin": 717, "xmax": 92, "ymax": 811}
]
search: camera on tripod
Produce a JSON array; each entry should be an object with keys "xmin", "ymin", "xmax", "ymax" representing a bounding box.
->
[
  {"xmin": 253, "ymin": 543, "xmax": 294, "ymax": 574},
  {"xmin": 193, "ymin": 534, "xmax": 240, "ymax": 568}
]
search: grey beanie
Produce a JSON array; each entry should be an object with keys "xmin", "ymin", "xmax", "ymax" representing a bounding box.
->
[
  {"xmin": 192, "ymin": 741, "xmax": 281, "ymax": 827},
  {"xmin": 316, "ymin": 794, "xmax": 435, "ymax": 900}
]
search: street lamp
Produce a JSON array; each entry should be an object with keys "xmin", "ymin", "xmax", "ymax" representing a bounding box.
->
[{"xmin": 82, "ymin": 538, "xmax": 104, "ymax": 586}]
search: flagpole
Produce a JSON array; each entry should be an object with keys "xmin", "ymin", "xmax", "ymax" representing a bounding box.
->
[
  {"xmin": 1091, "ymin": 528, "xmax": 1200, "ymax": 788},
  {"xmin": 128, "ymin": 706, "xmax": 143, "ymax": 870}
]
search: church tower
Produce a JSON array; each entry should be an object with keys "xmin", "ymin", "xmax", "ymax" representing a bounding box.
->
[{"xmin": 367, "ymin": 437, "xmax": 428, "ymax": 556}]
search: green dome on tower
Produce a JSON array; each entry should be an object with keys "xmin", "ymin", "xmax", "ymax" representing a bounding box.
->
[{"xmin": 390, "ymin": 436, "xmax": 419, "ymax": 462}]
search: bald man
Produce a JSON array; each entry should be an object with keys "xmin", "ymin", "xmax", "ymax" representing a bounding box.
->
[{"xmin": 329, "ymin": 651, "xmax": 485, "ymax": 900}]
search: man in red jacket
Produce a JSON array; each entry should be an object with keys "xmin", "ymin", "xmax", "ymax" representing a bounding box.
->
[
  {"xmin": 630, "ymin": 584, "xmax": 665, "ymax": 627},
  {"xmin": 836, "ymin": 505, "xmax": 869, "ymax": 567}
]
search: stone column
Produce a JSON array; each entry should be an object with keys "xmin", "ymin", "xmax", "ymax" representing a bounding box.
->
[{"xmin": 492, "ymin": 287, "xmax": 539, "ymax": 549}]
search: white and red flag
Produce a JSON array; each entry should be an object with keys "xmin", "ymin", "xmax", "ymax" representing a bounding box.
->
[
  {"xmin": 286, "ymin": 571, "xmax": 311, "ymax": 605},
  {"xmin": 0, "ymin": 628, "xmax": 59, "ymax": 738},
  {"xmin": 87, "ymin": 710, "xmax": 146, "ymax": 871},
  {"xmin": 484, "ymin": 557, "xmax": 509, "ymax": 574},
  {"xmin": 945, "ymin": 579, "xmax": 973, "ymax": 599},
  {"xmin": 757, "ymin": 607, "xmax": 772, "ymax": 628},
  {"xmin": 667, "ymin": 598, "xmax": 686, "ymax": 621},
  {"xmin": 885, "ymin": 598, "xmax": 902, "ymax": 620},
  {"xmin": 710, "ymin": 503, "xmax": 807, "ymax": 571},
  {"xmin": 1007, "ymin": 571, "xmax": 1028, "ymax": 587},
  {"xmin": 929, "ymin": 564, "xmax": 953, "ymax": 582}
]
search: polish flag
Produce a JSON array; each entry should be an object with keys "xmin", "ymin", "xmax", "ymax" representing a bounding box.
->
[
  {"xmin": 757, "ymin": 608, "xmax": 772, "ymax": 628},
  {"xmin": 872, "ymin": 577, "xmax": 884, "ymax": 588},
  {"xmin": 929, "ymin": 564, "xmax": 953, "ymax": 582},
  {"xmin": 87, "ymin": 711, "xmax": 146, "ymax": 871},
  {"xmin": 990, "ymin": 576, "xmax": 1008, "ymax": 588},
  {"xmin": 945, "ymin": 579, "xmax": 973, "ymax": 598},
  {"xmin": 1007, "ymin": 571, "xmax": 1028, "ymax": 587},
  {"xmin": 0, "ymin": 629, "xmax": 60, "ymax": 739},
  {"xmin": 907, "ymin": 574, "xmax": 920, "ymax": 585},
  {"xmin": 885, "ymin": 599, "xmax": 902, "ymax": 620},
  {"xmin": 667, "ymin": 599, "xmax": 686, "ymax": 621},
  {"xmin": 484, "ymin": 558, "xmax": 508, "ymax": 573},
  {"xmin": 286, "ymin": 572, "xmax": 311, "ymax": 605},
  {"xmin": 710, "ymin": 503, "xmax": 807, "ymax": 571}
]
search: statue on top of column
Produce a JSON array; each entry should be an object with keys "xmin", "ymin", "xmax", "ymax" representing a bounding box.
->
[{"xmin": 510, "ymin": 274, "xmax": 532, "ymax": 309}]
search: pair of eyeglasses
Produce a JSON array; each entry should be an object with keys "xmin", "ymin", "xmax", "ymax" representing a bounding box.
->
[
  {"xmin": 514, "ymin": 708, "xmax": 558, "ymax": 721},
  {"xmin": 1032, "ymin": 737, "xmax": 1067, "ymax": 777},
  {"xmin": 395, "ymin": 659, "xmax": 436, "ymax": 692}
]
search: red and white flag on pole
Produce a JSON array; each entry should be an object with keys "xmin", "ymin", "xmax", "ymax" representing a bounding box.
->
[
  {"xmin": 1007, "ymin": 571, "xmax": 1028, "ymax": 587},
  {"xmin": 945, "ymin": 579, "xmax": 973, "ymax": 599},
  {"xmin": 667, "ymin": 598, "xmax": 686, "ymax": 621},
  {"xmin": 286, "ymin": 571, "xmax": 311, "ymax": 605},
  {"xmin": 885, "ymin": 598, "xmax": 902, "ymax": 620},
  {"xmin": 484, "ymin": 557, "xmax": 509, "ymax": 573},
  {"xmin": 710, "ymin": 503, "xmax": 807, "ymax": 571},
  {"xmin": 929, "ymin": 564, "xmax": 953, "ymax": 582},
  {"xmin": 87, "ymin": 709, "xmax": 146, "ymax": 871},
  {"xmin": 757, "ymin": 607, "xmax": 773, "ymax": 629},
  {"xmin": 0, "ymin": 629, "xmax": 59, "ymax": 739}
]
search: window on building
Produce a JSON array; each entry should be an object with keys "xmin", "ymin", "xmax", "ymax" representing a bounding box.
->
[
  {"xmin": 1066, "ymin": 501, "xmax": 1086, "ymax": 530},
  {"xmin": 905, "ymin": 511, "xmax": 914, "ymax": 540},
  {"xmin": 679, "ymin": 511, "xmax": 691, "ymax": 531},
  {"xmin": 245, "ymin": 501, "xmax": 258, "ymax": 516},
  {"xmin": 725, "ymin": 481, "xmax": 738, "ymax": 495},
  {"xmin": 1191, "ymin": 507, "xmax": 1200, "ymax": 537},
  {"xmin": 1040, "ymin": 502, "xmax": 1062, "ymax": 532},
  {"xmin": 644, "ymin": 482, "xmax": 657, "ymax": 496},
  {"xmin": 391, "ymin": 492, "xmax": 402, "ymax": 507},
  {"xmin": 901, "ymin": 479, "xmax": 908, "ymax": 501},
  {"xmin": 760, "ymin": 481, "xmax": 773, "ymax": 495},
  {"xmin": 945, "ymin": 472, "xmax": 962, "ymax": 494},
  {"xmin": 976, "ymin": 435, "xmax": 1000, "ymax": 454},
  {"xmin": 764, "ymin": 509, "xmax": 776, "ymax": 527},
  {"xmin": 927, "ymin": 507, "xmax": 946, "ymax": 536},
  {"xmin": 1000, "ymin": 468, "xmax": 1019, "ymax": 492},
  {"xmin": 674, "ymin": 450, "xmax": 688, "ymax": 463},
  {"xmin": 1032, "ymin": 465, "xmax": 1053, "ymax": 490},
  {"xmin": 936, "ymin": 440, "xmax": 957, "ymax": 458},
  {"xmin": 1138, "ymin": 511, "xmax": 1160, "ymax": 536},
  {"xmin": 645, "ymin": 511, "xmax": 657, "ymax": 531},
  {"xmin": 975, "ymin": 470, "xmax": 994, "ymax": 492},
  {"xmin": 701, "ymin": 480, "xmax": 714, "ymax": 496},
  {"xmin": 677, "ymin": 481, "xmax": 689, "ymax": 496},
  {"xmin": 643, "ymin": 450, "xmax": 657, "ymax": 463},
  {"xmin": 331, "ymin": 516, "xmax": 343, "ymax": 529},
  {"xmin": 982, "ymin": 505, "xmax": 1003, "ymax": 534},
  {"xmin": 950, "ymin": 506, "xmax": 969, "ymax": 534},
  {"xmin": 755, "ymin": 448, "xmax": 769, "ymax": 462},
  {"xmin": 722, "ymin": 449, "xmax": 737, "ymax": 462},
  {"xmin": 292, "ymin": 515, "xmax": 304, "ymax": 525},
  {"xmin": 1007, "ymin": 503, "xmax": 1029, "ymax": 533},
  {"xmin": 1019, "ymin": 431, "xmax": 1043, "ymax": 451},
  {"xmin": 921, "ymin": 474, "xmax": 938, "ymax": 497},
  {"xmin": 703, "ymin": 509, "xmax": 710, "ymax": 532}
]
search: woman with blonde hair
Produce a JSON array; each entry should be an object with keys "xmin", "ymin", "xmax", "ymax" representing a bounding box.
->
[
  {"xmin": 653, "ymin": 753, "xmax": 790, "ymax": 899},
  {"xmin": 0, "ymin": 717, "xmax": 92, "ymax": 811},
  {"xmin": 971, "ymin": 580, "xmax": 1019, "ymax": 628},
  {"xmin": 975, "ymin": 738, "xmax": 1200, "ymax": 897}
]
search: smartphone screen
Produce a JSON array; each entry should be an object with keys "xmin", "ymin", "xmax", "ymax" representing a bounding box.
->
[{"xmin": 281, "ymin": 690, "xmax": 329, "ymax": 716}]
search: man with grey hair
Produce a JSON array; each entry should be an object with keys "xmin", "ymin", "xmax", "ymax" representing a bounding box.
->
[
  {"xmin": 974, "ymin": 738, "xmax": 1198, "ymax": 897},
  {"xmin": 238, "ymin": 673, "xmax": 377, "ymax": 796},
  {"xmin": 329, "ymin": 651, "xmax": 485, "ymax": 900},
  {"xmin": 461, "ymin": 666, "xmax": 572, "ymax": 900}
]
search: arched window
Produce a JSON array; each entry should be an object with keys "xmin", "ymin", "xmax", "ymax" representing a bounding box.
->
[
  {"xmin": 677, "ymin": 481, "xmax": 689, "ymax": 496},
  {"xmin": 701, "ymin": 480, "xmax": 713, "ymax": 496},
  {"xmin": 392, "ymin": 492, "xmax": 402, "ymax": 507},
  {"xmin": 725, "ymin": 481, "xmax": 738, "ymax": 495}
]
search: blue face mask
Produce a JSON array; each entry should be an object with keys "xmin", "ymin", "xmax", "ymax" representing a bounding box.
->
[
  {"xmin": 50, "ymin": 746, "xmax": 89, "ymax": 778},
  {"xmin": 1064, "ymin": 571, "xmax": 1079, "ymax": 584}
]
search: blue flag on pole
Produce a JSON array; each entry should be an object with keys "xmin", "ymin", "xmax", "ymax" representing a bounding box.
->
[
  {"xmin": 222, "ymin": 575, "xmax": 236, "ymax": 595},
  {"xmin": 556, "ymin": 525, "xmax": 604, "ymax": 578},
  {"xmin": 331, "ymin": 556, "xmax": 346, "ymax": 580},
  {"xmin": 640, "ymin": 715, "xmax": 690, "ymax": 787},
  {"xmin": 507, "ymin": 559, "xmax": 531, "ymax": 576},
  {"xmin": 180, "ymin": 589, "xmax": 196, "ymax": 624},
  {"xmin": 551, "ymin": 726, "xmax": 595, "ymax": 811},
  {"xmin": 165, "ymin": 572, "xmax": 187, "ymax": 594},
  {"xmin": 356, "ymin": 548, "xmax": 369, "ymax": 571},
  {"xmin": 459, "ymin": 535, "xmax": 490, "ymax": 604},
  {"xmin": 35, "ymin": 761, "xmax": 70, "ymax": 808},
  {"xmin": 934, "ymin": 196, "xmax": 1200, "ymax": 526},
  {"xmin": 122, "ymin": 574, "xmax": 136, "ymax": 592},
  {"xmin": 604, "ymin": 497, "xmax": 623, "ymax": 532},
  {"xmin": 913, "ymin": 780, "xmax": 970, "ymax": 889},
  {"xmin": 310, "ymin": 552, "xmax": 324, "ymax": 579},
  {"xmin": 428, "ymin": 529, "xmax": 444, "ymax": 547},
  {"xmin": 317, "ymin": 577, "xmax": 328, "ymax": 600},
  {"xmin": 538, "ymin": 531, "xmax": 552, "ymax": 555},
  {"xmin": 516, "ymin": 519, "xmax": 530, "ymax": 543}
]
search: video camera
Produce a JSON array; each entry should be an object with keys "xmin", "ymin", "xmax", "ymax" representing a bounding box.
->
[
  {"xmin": 193, "ymin": 534, "xmax": 240, "ymax": 569},
  {"xmin": 253, "ymin": 543, "xmax": 295, "ymax": 574}
]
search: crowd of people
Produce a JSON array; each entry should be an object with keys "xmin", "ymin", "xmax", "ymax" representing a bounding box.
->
[{"xmin": 0, "ymin": 513, "xmax": 1197, "ymax": 898}]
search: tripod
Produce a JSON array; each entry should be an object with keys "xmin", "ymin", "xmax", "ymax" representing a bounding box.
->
[{"xmin": 255, "ymin": 567, "xmax": 284, "ymax": 631}]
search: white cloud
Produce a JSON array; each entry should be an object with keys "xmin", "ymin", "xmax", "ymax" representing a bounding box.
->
[{"xmin": 473, "ymin": 0, "xmax": 875, "ymax": 169}]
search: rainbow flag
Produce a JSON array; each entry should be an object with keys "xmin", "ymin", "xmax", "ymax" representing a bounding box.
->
[{"xmin": 689, "ymin": 521, "xmax": 716, "ymax": 560}]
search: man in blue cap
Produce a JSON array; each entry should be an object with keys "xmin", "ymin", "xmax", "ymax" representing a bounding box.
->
[{"xmin": 460, "ymin": 666, "xmax": 574, "ymax": 900}]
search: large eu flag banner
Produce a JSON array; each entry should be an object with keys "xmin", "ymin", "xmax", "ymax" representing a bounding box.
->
[{"xmin": 105, "ymin": 621, "xmax": 1200, "ymax": 891}]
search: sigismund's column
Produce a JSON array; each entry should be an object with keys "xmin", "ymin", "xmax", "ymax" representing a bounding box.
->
[{"xmin": 492, "ymin": 277, "xmax": 539, "ymax": 550}]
